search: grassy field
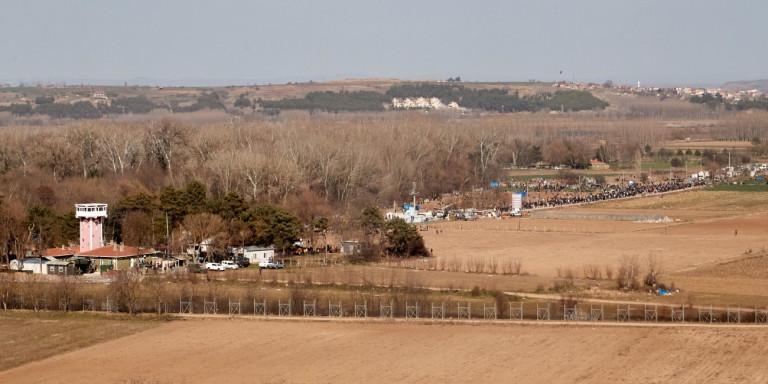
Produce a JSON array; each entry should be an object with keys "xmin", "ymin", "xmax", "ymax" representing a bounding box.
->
[
  {"xmin": 583, "ymin": 189, "xmax": 768, "ymax": 210},
  {"xmin": 710, "ymin": 184, "xmax": 768, "ymax": 192},
  {"xmin": 0, "ymin": 311, "xmax": 161, "ymax": 371}
]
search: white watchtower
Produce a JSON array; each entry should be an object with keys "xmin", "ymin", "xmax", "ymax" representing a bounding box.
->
[{"xmin": 76, "ymin": 203, "xmax": 108, "ymax": 252}]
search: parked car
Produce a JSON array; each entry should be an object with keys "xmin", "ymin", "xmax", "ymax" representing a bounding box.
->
[
  {"xmin": 221, "ymin": 260, "xmax": 239, "ymax": 270},
  {"xmin": 235, "ymin": 257, "xmax": 250, "ymax": 268},
  {"xmin": 187, "ymin": 263, "xmax": 205, "ymax": 274},
  {"xmin": 205, "ymin": 262, "xmax": 225, "ymax": 271},
  {"xmin": 259, "ymin": 260, "xmax": 285, "ymax": 269}
]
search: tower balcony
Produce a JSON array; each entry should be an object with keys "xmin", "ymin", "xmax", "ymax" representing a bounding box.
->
[{"xmin": 75, "ymin": 203, "xmax": 108, "ymax": 218}]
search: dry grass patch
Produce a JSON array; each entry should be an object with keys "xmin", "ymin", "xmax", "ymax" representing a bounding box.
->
[
  {"xmin": 580, "ymin": 190, "xmax": 768, "ymax": 211},
  {"xmin": 0, "ymin": 311, "xmax": 161, "ymax": 371},
  {"xmin": 679, "ymin": 250, "xmax": 768, "ymax": 280}
]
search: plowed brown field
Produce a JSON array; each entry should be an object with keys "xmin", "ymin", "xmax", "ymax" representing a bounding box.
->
[{"xmin": 4, "ymin": 318, "xmax": 768, "ymax": 384}]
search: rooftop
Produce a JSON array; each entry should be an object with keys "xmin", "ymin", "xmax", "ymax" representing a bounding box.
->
[{"xmin": 77, "ymin": 244, "xmax": 157, "ymax": 258}]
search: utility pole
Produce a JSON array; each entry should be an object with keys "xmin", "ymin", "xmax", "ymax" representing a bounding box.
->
[
  {"xmin": 165, "ymin": 212, "xmax": 170, "ymax": 258},
  {"xmin": 578, "ymin": 175, "xmax": 582, "ymax": 198},
  {"xmin": 410, "ymin": 182, "xmax": 418, "ymax": 221}
]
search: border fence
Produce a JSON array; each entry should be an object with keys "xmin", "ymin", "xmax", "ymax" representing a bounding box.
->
[{"xmin": 5, "ymin": 294, "xmax": 768, "ymax": 326}]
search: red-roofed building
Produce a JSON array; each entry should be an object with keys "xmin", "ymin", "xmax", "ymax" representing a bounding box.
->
[
  {"xmin": 589, "ymin": 159, "xmax": 609, "ymax": 170},
  {"xmin": 42, "ymin": 245, "xmax": 80, "ymax": 258},
  {"xmin": 78, "ymin": 242, "xmax": 158, "ymax": 272},
  {"xmin": 28, "ymin": 203, "xmax": 160, "ymax": 275}
]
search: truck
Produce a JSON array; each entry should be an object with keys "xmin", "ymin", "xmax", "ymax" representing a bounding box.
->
[
  {"xmin": 221, "ymin": 260, "xmax": 239, "ymax": 270},
  {"xmin": 234, "ymin": 256, "xmax": 250, "ymax": 268}
]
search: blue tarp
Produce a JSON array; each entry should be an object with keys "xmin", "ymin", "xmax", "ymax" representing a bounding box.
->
[
  {"xmin": 514, "ymin": 191, "xmax": 527, "ymax": 197},
  {"xmin": 490, "ymin": 182, "xmax": 499, "ymax": 187}
]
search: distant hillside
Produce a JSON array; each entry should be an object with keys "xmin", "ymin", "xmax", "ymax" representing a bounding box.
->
[{"xmin": 721, "ymin": 79, "xmax": 768, "ymax": 93}]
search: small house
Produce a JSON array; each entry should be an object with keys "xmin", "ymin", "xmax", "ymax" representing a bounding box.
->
[
  {"xmin": 45, "ymin": 260, "xmax": 76, "ymax": 275},
  {"xmin": 233, "ymin": 245, "xmax": 276, "ymax": 264},
  {"xmin": 340, "ymin": 241, "xmax": 362, "ymax": 255},
  {"xmin": 10, "ymin": 257, "xmax": 75, "ymax": 275},
  {"xmin": 589, "ymin": 159, "xmax": 610, "ymax": 170},
  {"xmin": 78, "ymin": 242, "xmax": 158, "ymax": 272}
]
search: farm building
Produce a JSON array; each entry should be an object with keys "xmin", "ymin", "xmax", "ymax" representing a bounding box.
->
[
  {"xmin": 340, "ymin": 241, "xmax": 362, "ymax": 255},
  {"xmin": 10, "ymin": 257, "xmax": 75, "ymax": 275},
  {"xmin": 42, "ymin": 245, "xmax": 80, "ymax": 259},
  {"xmin": 231, "ymin": 245, "xmax": 276, "ymax": 264},
  {"xmin": 589, "ymin": 159, "xmax": 609, "ymax": 170},
  {"xmin": 78, "ymin": 242, "xmax": 158, "ymax": 273}
]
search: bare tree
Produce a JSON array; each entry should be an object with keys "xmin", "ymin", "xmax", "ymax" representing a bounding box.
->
[
  {"xmin": 0, "ymin": 273, "xmax": 17, "ymax": 310},
  {"xmin": 0, "ymin": 199, "xmax": 32, "ymax": 268},
  {"xmin": 617, "ymin": 254, "xmax": 641, "ymax": 290},
  {"xmin": 109, "ymin": 270, "xmax": 143, "ymax": 314},
  {"xmin": 238, "ymin": 146, "xmax": 270, "ymax": 203},
  {"xmin": 142, "ymin": 274, "xmax": 168, "ymax": 314},
  {"xmin": 100, "ymin": 127, "xmax": 143, "ymax": 175},
  {"xmin": 181, "ymin": 213, "xmax": 226, "ymax": 263},
  {"xmin": 145, "ymin": 119, "xmax": 186, "ymax": 187},
  {"xmin": 470, "ymin": 126, "xmax": 502, "ymax": 185},
  {"xmin": 54, "ymin": 275, "xmax": 81, "ymax": 311},
  {"xmin": 121, "ymin": 211, "xmax": 155, "ymax": 250},
  {"xmin": 35, "ymin": 133, "xmax": 78, "ymax": 181},
  {"xmin": 68, "ymin": 123, "xmax": 102, "ymax": 179},
  {"xmin": 644, "ymin": 253, "xmax": 664, "ymax": 289}
]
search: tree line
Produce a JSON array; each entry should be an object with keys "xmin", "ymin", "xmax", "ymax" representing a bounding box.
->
[
  {"xmin": 2, "ymin": 110, "xmax": 767, "ymax": 260},
  {"xmin": 690, "ymin": 93, "xmax": 768, "ymax": 112},
  {"xmin": 0, "ymin": 177, "xmax": 428, "ymax": 265},
  {"xmin": 0, "ymin": 114, "xmax": 695, "ymax": 209},
  {"xmin": 260, "ymin": 90, "xmax": 389, "ymax": 112},
  {"xmin": 386, "ymin": 82, "xmax": 608, "ymax": 112},
  {"xmin": 232, "ymin": 84, "xmax": 609, "ymax": 114},
  {"xmin": 0, "ymin": 93, "xmax": 227, "ymax": 119}
]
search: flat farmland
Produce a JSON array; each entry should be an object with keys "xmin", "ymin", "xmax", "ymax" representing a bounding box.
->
[
  {"xmin": 423, "ymin": 191, "xmax": 768, "ymax": 279},
  {"xmin": 4, "ymin": 318, "xmax": 768, "ymax": 384},
  {"xmin": 3, "ymin": 189, "xmax": 768, "ymax": 383}
]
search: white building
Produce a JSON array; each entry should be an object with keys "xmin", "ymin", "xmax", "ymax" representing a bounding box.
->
[
  {"xmin": 232, "ymin": 245, "xmax": 276, "ymax": 264},
  {"xmin": 10, "ymin": 257, "xmax": 74, "ymax": 275}
]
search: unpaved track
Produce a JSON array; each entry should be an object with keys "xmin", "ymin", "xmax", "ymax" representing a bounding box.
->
[{"xmin": 4, "ymin": 318, "xmax": 768, "ymax": 384}]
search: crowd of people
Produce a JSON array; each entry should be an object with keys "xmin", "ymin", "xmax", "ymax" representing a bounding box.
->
[{"xmin": 521, "ymin": 179, "xmax": 708, "ymax": 209}]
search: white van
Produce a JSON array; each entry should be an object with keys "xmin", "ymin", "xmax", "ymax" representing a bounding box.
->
[{"xmin": 221, "ymin": 260, "xmax": 239, "ymax": 270}]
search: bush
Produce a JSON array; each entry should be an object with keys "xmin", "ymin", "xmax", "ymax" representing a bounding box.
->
[
  {"xmin": 558, "ymin": 170, "xmax": 579, "ymax": 185},
  {"xmin": 616, "ymin": 255, "xmax": 640, "ymax": 290},
  {"xmin": 594, "ymin": 174, "xmax": 606, "ymax": 185}
]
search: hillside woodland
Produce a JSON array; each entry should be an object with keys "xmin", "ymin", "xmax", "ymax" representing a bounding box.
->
[{"xmin": 2, "ymin": 81, "xmax": 768, "ymax": 263}]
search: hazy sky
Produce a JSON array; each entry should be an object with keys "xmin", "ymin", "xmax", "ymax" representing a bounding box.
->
[{"xmin": 2, "ymin": 0, "xmax": 766, "ymax": 86}]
